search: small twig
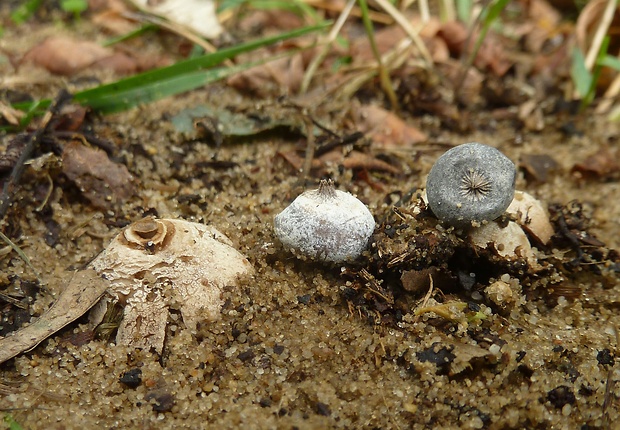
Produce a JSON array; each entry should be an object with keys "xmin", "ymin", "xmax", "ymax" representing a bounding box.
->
[
  {"xmin": 300, "ymin": 115, "xmax": 316, "ymax": 185},
  {"xmin": 584, "ymin": 0, "xmax": 617, "ymax": 71},
  {"xmin": 412, "ymin": 274, "xmax": 434, "ymax": 324},
  {"xmin": 373, "ymin": 0, "xmax": 434, "ymax": 66},
  {"xmin": 0, "ymin": 90, "xmax": 73, "ymax": 223},
  {"xmin": 52, "ymin": 131, "xmax": 116, "ymax": 154},
  {"xmin": 300, "ymin": 0, "xmax": 356, "ymax": 94},
  {"xmin": 358, "ymin": 0, "xmax": 400, "ymax": 111},
  {"xmin": 0, "ymin": 231, "xmax": 42, "ymax": 283}
]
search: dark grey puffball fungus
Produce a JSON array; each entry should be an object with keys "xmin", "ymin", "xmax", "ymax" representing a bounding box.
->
[{"xmin": 426, "ymin": 142, "xmax": 516, "ymax": 228}]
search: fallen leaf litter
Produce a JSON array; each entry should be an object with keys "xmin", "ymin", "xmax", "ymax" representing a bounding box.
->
[{"xmin": 1, "ymin": 4, "xmax": 620, "ymax": 426}]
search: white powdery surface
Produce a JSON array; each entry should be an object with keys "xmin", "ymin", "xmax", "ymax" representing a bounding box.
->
[{"xmin": 274, "ymin": 188, "xmax": 375, "ymax": 263}]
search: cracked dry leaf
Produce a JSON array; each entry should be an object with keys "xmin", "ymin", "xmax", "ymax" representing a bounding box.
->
[
  {"xmin": 0, "ymin": 269, "xmax": 108, "ymax": 365},
  {"xmin": 89, "ymin": 217, "xmax": 254, "ymax": 353}
]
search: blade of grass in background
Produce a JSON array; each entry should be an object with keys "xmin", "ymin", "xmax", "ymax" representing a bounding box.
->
[
  {"xmin": 13, "ymin": 23, "xmax": 327, "ymax": 119},
  {"xmin": 469, "ymin": 0, "xmax": 509, "ymax": 65},
  {"xmin": 10, "ymin": 0, "xmax": 43, "ymax": 24},
  {"xmin": 357, "ymin": 0, "xmax": 399, "ymax": 110},
  {"xmin": 218, "ymin": 0, "xmax": 321, "ymax": 22},
  {"xmin": 103, "ymin": 24, "xmax": 159, "ymax": 47},
  {"xmin": 572, "ymin": 36, "xmax": 610, "ymax": 109},
  {"xmin": 571, "ymin": 47, "xmax": 592, "ymax": 99},
  {"xmin": 3, "ymin": 414, "xmax": 24, "ymax": 430}
]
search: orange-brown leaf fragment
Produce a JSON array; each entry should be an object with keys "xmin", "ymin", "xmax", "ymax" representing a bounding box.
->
[
  {"xmin": 22, "ymin": 36, "xmax": 138, "ymax": 76},
  {"xmin": 62, "ymin": 141, "xmax": 134, "ymax": 209},
  {"xmin": 571, "ymin": 146, "xmax": 620, "ymax": 180},
  {"xmin": 356, "ymin": 104, "xmax": 427, "ymax": 148}
]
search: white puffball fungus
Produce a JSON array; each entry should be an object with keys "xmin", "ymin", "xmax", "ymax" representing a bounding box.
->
[
  {"xmin": 274, "ymin": 180, "xmax": 375, "ymax": 263},
  {"xmin": 507, "ymin": 190, "xmax": 554, "ymax": 245},
  {"xmin": 469, "ymin": 220, "xmax": 538, "ymax": 267},
  {"xmin": 89, "ymin": 217, "xmax": 253, "ymax": 353}
]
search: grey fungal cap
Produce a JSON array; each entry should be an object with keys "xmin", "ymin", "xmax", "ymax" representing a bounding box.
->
[
  {"xmin": 426, "ymin": 142, "xmax": 516, "ymax": 228},
  {"xmin": 274, "ymin": 180, "xmax": 375, "ymax": 263}
]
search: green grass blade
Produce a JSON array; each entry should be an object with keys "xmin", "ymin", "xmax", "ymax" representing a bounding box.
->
[
  {"xmin": 75, "ymin": 24, "xmax": 326, "ymax": 103},
  {"xmin": 103, "ymin": 24, "xmax": 159, "ymax": 47},
  {"xmin": 600, "ymin": 54, "xmax": 620, "ymax": 71},
  {"xmin": 12, "ymin": 23, "xmax": 327, "ymax": 117},
  {"xmin": 471, "ymin": 0, "xmax": 509, "ymax": 61},
  {"xmin": 4, "ymin": 414, "xmax": 24, "ymax": 430},
  {"xmin": 78, "ymin": 62, "xmax": 260, "ymax": 113},
  {"xmin": 571, "ymin": 46, "xmax": 592, "ymax": 98},
  {"xmin": 10, "ymin": 0, "xmax": 43, "ymax": 24}
]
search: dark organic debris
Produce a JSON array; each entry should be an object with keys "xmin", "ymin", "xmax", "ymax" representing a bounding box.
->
[
  {"xmin": 571, "ymin": 146, "xmax": 620, "ymax": 180},
  {"xmin": 519, "ymin": 153, "xmax": 560, "ymax": 183},
  {"xmin": 597, "ymin": 349, "xmax": 615, "ymax": 366},
  {"xmin": 119, "ymin": 368, "xmax": 143, "ymax": 389},
  {"xmin": 417, "ymin": 343, "xmax": 456, "ymax": 367},
  {"xmin": 62, "ymin": 141, "xmax": 135, "ymax": 209},
  {"xmin": 547, "ymin": 385, "xmax": 576, "ymax": 409},
  {"xmin": 145, "ymin": 388, "xmax": 175, "ymax": 412}
]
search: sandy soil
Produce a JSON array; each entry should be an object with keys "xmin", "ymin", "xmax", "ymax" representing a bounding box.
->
[{"xmin": 1, "ymin": 14, "xmax": 620, "ymax": 430}]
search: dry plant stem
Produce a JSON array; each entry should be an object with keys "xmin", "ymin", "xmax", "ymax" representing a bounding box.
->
[
  {"xmin": 372, "ymin": 0, "xmax": 434, "ymax": 66},
  {"xmin": 300, "ymin": 115, "xmax": 316, "ymax": 184},
  {"xmin": 453, "ymin": 3, "xmax": 485, "ymax": 100},
  {"xmin": 331, "ymin": 37, "xmax": 413, "ymax": 101},
  {"xmin": 439, "ymin": 0, "xmax": 456, "ymax": 22},
  {"xmin": 418, "ymin": 0, "xmax": 430, "ymax": 22},
  {"xmin": 122, "ymin": 11, "xmax": 223, "ymax": 60},
  {"xmin": 0, "ymin": 231, "xmax": 41, "ymax": 282},
  {"xmin": 358, "ymin": 0, "xmax": 399, "ymax": 111},
  {"xmin": 596, "ymin": 72, "xmax": 620, "ymax": 114},
  {"xmin": 305, "ymin": 0, "xmax": 392, "ymax": 24},
  {"xmin": 300, "ymin": 0, "xmax": 356, "ymax": 94},
  {"xmin": 412, "ymin": 274, "xmax": 434, "ymax": 324},
  {"xmin": 0, "ymin": 90, "xmax": 73, "ymax": 222},
  {"xmin": 584, "ymin": 0, "xmax": 617, "ymax": 71}
]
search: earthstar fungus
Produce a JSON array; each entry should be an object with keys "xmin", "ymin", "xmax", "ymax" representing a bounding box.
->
[
  {"xmin": 426, "ymin": 142, "xmax": 516, "ymax": 228},
  {"xmin": 274, "ymin": 180, "xmax": 375, "ymax": 263},
  {"xmin": 89, "ymin": 217, "xmax": 253, "ymax": 353}
]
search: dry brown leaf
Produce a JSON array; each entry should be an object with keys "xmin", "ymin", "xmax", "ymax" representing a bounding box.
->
[
  {"xmin": 438, "ymin": 21, "xmax": 512, "ymax": 77},
  {"xmin": 521, "ymin": 0, "xmax": 563, "ymax": 54},
  {"xmin": 228, "ymin": 51, "xmax": 307, "ymax": 96},
  {"xmin": 277, "ymin": 147, "xmax": 400, "ymax": 175},
  {"xmin": 90, "ymin": 0, "xmax": 137, "ymax": 35},
  {"xmin": 62, "ymin": 141, "xmax": 135, "ymax": 209},
  {"xmin": 519, "ymin": 153, "xmax": 559, "ymax": 183},
  {"xmin": 235, "ymin": 9, "xmax": 305, "ymax": 34},
  {"xmin": 0, "ymin": 269, "xmax": 108, "ymax": 365},
  {"xmin": 22, "ymin": 36, "xmax": 139, "ymax": 76},
  {"xmin": 340, "ymin": 150, "xmax": 400, "ymax": 174},
  {"xmin": 571, "ymin": 146, "xmax": 620, "ymax": 180},
  {"xmin": 355, "ymin": 104, "xmax": 427, "ymax": 148}
]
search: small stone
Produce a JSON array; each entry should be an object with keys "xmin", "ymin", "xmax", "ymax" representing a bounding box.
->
[
  {"xmin": 119, "ymin": 368, "xmax": 142, "ymax": 389},
  {"xmin": 485, "ymin": 280, "xmax": 515, "ymax": 311},
  {"xmin": 426, "ymin": 142, "xmax": 516, "ymax": 228}
]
